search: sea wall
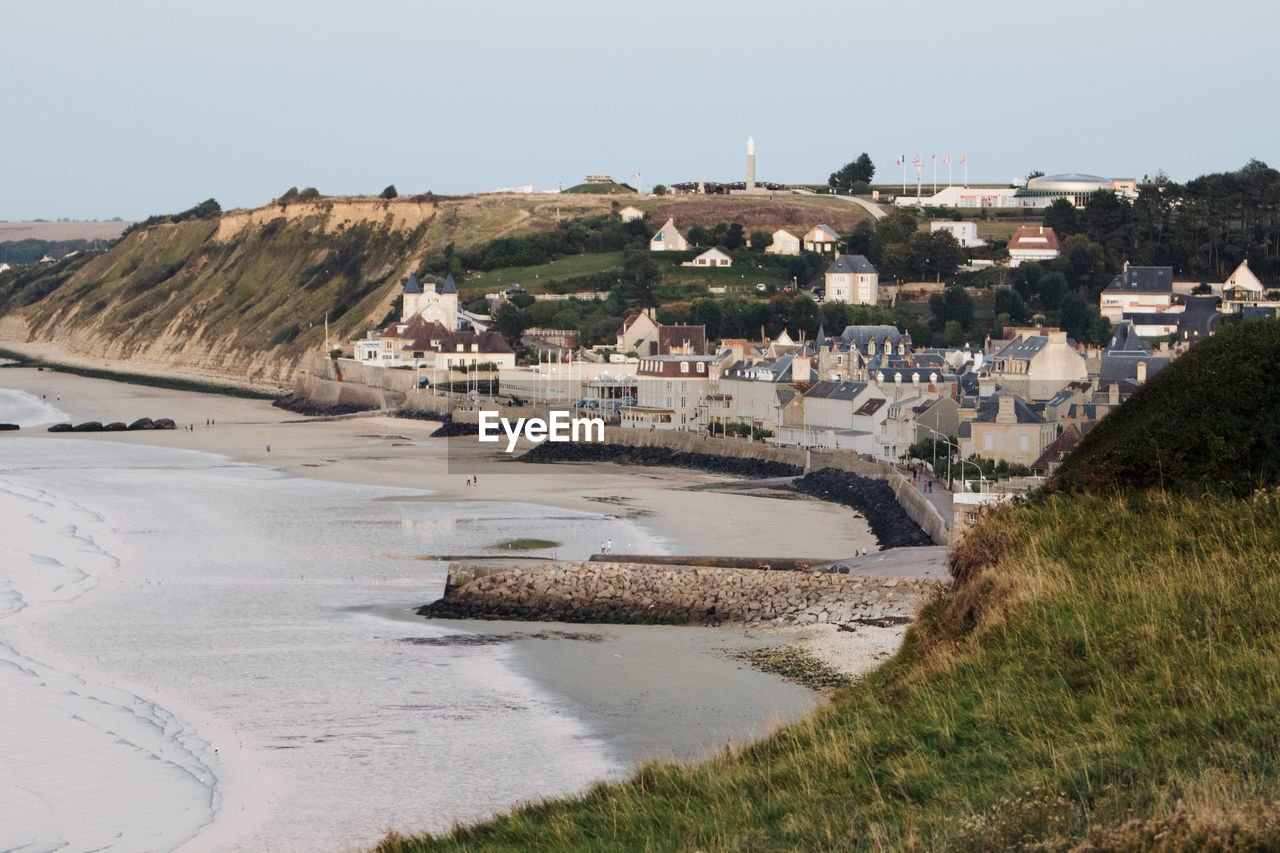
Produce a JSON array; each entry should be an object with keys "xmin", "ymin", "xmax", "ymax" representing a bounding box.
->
[{"xmin": 423, "ymin": 560, "xmax": 940, "ymax": 626}]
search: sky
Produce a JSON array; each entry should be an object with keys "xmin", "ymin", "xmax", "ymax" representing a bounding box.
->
[{"xmin": 3, "ymin": 0, "xmax": 1277, "ymax": 221}]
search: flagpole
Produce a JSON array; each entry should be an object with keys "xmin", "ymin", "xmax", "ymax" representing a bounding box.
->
[
  {"xmin": 933, "ymin": 157, "xmax": 937, "ymax": 194},
  {"xmin": 901, "ymin": 155, "xmax": 906, "ymax": 195},
  {"xmin": 949, "ymin": 157, "xmax": 953, "ymax": 188}
]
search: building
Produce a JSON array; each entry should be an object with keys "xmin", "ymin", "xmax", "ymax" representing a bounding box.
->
[
  {"xmin": 957, "ymin": 393, "xmax": 1056, "ymax": 467},
  {"xmin": 618, "ymin": 205, "xmax": 644, "ymax": 223},
  {"xmin": 615, "ymin": 308, "xmax": 706, "ymax": 356},
  {"xmin": 1014, "ymin": 173, "xmax": 1138, "ymax": 208},
  {"xmin": 355, "ymin": 315, "xmax": 515, "ymax": 371},
  {"xmin": 684, "ymin": 247, "xmax": 732, "ymax": 268},
  {"xmin": 401, "ymin": 273, "xmax": 459, "ymax": 330},
  {"xmin": 1030, "ymin": 423, "xmax": 1087, "ymax": 477},
  {"xmin": 777, "ymin": 380, "xmax": 887, "ymax": 452},
  {"xmin": 802, "ymin": 225, "xmax": 841, "ymax": 254},
  {"xmin": 650, "ymin": 218, "xmax": 689, "ymax": 251},
  {"xmin": 621, "ymin": 354, "xmax": 723, "ymax": 430},
  {"xmin": 1097, "ymin": 321, "xmax": 1170, "ymax": 385},
  {"xmin": 1100, "ymin": 264, "xmax": 1176, "ymax": 323},
  {"xmin": 824, "ymin": 255, "xmax": 879, "ymax": 304},
  {"xmin": 929, "ymin": 221, "xmax": 985, "ymax": 247},
  {"xmin": 893, "ymin": 186, "xmax": 1022, "ymax": 209},
  {"xmin": 764, "ymin": 229, "xmax": 801, "ymax": 255},
  {"xmin": 1222, "ymin": 260, "xmax": 1265, "ymax": 301},
  {"xmin": 986, "ymin": 327, "xmax": 1088, "ymax": 400},
  {"xmin": 1177, "ymin": 295, "xmax": 1224, "ymax": 343},
  {"xmin": 1007, "ymin": 226, "xmax": 1060, "ymax": 267}
]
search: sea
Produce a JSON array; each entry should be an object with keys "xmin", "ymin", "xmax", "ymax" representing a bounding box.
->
[{"xmin": 0, "ymin": 387, "xmax": 813, "ymax": 852}]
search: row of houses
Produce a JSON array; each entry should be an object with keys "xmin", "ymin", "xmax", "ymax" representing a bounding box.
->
[{"xmin": 650, "ymin": 218, "xmax": 845, "ymax": 256}]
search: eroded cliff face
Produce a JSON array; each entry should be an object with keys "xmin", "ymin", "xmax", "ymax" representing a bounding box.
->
[{"xmin": 0, "ymin": 194, "xmax": 605, "ymax": 388}]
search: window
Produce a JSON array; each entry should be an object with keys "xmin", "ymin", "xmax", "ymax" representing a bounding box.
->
[
  {"xmin": 1020, "ymin": 435, "xmax": 1030, "ymax": 452},
  {"xmin": 984, "ymin": 434, "xmax": 994, "ymax": 451},
  {"xmin": 681, "ymin": 361, "xmax": 689, "ymax": 373},
  {"xmin": 696, "ymin": 362, "xmax": 705, "ymax": 373}
]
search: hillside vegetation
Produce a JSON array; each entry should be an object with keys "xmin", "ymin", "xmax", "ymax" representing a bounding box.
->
[
  {"xmin": 375, "ymin": 326, "xmax": 1280, "ymax": 851},
  {"xmin": 0, "ymin": 193, "xmax": 868, "ymax": 386},
  {"xmin": 1053, "ymin": 318, "xmax": 1280, "ymax": 497}
]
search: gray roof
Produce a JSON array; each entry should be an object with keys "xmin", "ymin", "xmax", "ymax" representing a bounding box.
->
[
  {"xmin": 826, "ymin": 254, "xmax": 877, "ymax": 276},
  {"xmin": 404, "ymin": 273, "xmax": 423, "ymax": 294},
  {"xmin": 1105, "ymin": 266, "xmax": 1174, "ymax": 294},
  {"xmin": 804, "ymin": 380, "xmax": 869, "ymax": 401},
  {"xmin": 437, "ymin": 274, "xmax": 457, "ymax": 295},
  {"xmin": 1106, "ymin": 321, "xmax": 1153, "ymax": 354},
  {"xmin": 964, "ymin": 393, "xmax": 1046, "ymax": 426},
  {"xmin": 993, "ymin": 334, "xmax": 1048, "ymax": 362},
  {"xmin": 839, "ymin": 324, "xmax": 905, "ymax": 346}
]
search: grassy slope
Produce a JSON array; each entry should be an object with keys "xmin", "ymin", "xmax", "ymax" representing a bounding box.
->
[
  {"xmin": 1054, "ymin": 319, "xmax": 1280, "ymax": 497},
  {"xmin": 377, "ymin": 489, "xmax": 1280, "ymax": 852},
  {"xmin": 458, "ymin": 252, "xmax": 626, "ymax": 296}
]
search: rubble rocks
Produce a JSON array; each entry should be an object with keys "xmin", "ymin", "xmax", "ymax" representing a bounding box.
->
[
  {"xmin": 420, "ymin": 561, "xmax": 939, "ymax": 626},
  {"xmin": 272, "ymin": 392, "xmax": 375, "ymax": 416},
  {"xmin": 792, "ymin": 468, "xmax": 932, "ymax": 549},
  {"xmin": 519, "ymin": 442, "xmax": 803, "ymax": 479}
]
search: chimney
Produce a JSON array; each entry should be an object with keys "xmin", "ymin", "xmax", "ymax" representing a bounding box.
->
[
  {"xmin": 1136, "ymin": 361, "xmax": 1147, "ymax": 383},
  {"xmin": 1109, "ymin": 382, "xmax": 1120, "ymax": 406},
  {"xmin": 995, "ymin": 394, "xmax": 1017, "ymax": 424},
  {"xmin": 979, "ymin": 375, "xmax": 995, "ymax": 397}
]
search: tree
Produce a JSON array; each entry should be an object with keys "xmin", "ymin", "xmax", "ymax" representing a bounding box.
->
[
  {"xmin": 828, "ymin": 152, "xmax": 875, "ymax": 192},
  {"xmin": 1026, "ymin": 170, "xmax": 1046, "ymax": 182},
  {"xmin": 751, "ymin": 230, "xmax": 773, "ymax": 252},
  {"xmin": 380, "ymin": 184, "xmax": 398, "ymax": 199},
  {"xmin": 1058, "ymin": 291, "xmax": 1092, "ymax": 343},
  {"xmin": 492, "ymin": 303, "xmax": 530, "ymax": 346},
  {"xmin": 847, "ymin": 220, "xmax": 875, "ymax": 256},
  {"xmin": 1037, "ymin": 270, "xmax": 1069, "ymax": 310},
  {"xmin": 994, "ymin": 287, "xmax": 1029, "ymax": 323},
  {"xmin": 723, "ymin": 223, "xmax": 746, "ymax": 250},
  {"xmin": 929, "ymin": 230, "xmax": 965, "ymax": 281},
  {"xmin": 652, "ymin": 184, "xmax": 667, "ymax": 196},
  {"xmin": 689, "ymin": 298, "xmax": 723, "ymax": 339},
  {"xmin": 625, "ymin": 253, "xmax": 660, "ymax": 307},
  {"xmin": 1043, "ymin": 198, "xmax": 1079, "ymax": 237},
  {"xmin": 687, "ymin": 225, "xmax": 710, "ymax": 247}
]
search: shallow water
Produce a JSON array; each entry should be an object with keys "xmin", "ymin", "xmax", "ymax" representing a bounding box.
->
[
  {"xmin": 0, "ymin": 438, "xmax": 655, "ymax": 850},
  {"xmin": 0, "ymin": 424, "xmax": 820, "ymax": 852}
]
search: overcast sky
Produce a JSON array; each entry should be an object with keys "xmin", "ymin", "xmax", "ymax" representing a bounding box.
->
[{"xmin": 4, "ymin": 0, "xmax": 1276, "ymax": 221}]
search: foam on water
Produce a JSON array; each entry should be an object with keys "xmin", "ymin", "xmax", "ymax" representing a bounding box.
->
[{"xmin": 0, "ymin": 387, "xmax": 70, "ymax": 427}]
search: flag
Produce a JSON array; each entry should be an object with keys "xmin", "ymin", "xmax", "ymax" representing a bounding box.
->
[
  {"xmin": 961, "ymin": 154, "xmax": 967, "ymax": 163},
  {"xmin": 895, "ymin": 156, "xmax": 902, "ymax": 166},
  {"xmin": 944, "ymin": 154, "xmax": 951, "ymax": 164},
  {"xmin": 930, "ymin": 155, "xmax": 936, "ymax": 163},
  {"xmin": 632, "ymin": 172, "xmax": 639, "ymax": 179},
  {"xmin": 912, "ymin": 155, "xmax": 921, "ymax": 165}
]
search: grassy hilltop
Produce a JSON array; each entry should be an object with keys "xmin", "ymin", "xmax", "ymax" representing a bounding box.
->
[
  {"xmin": 376, "ymin": 322, "xmax": 1280, "ymax": 850},
  {"xmin": 0, "ymin": 192, "xmax": 867, "ymax": 387}
]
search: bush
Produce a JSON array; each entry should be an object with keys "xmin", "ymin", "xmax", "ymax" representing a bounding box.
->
[{"xmin": 380, "ymin": 184, "xmax": 398, "ymax": 200}]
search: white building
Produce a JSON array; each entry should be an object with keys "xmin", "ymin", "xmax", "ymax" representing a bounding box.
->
[
  {"xmin": 929, "ymin": 221, "xmax": 984, "ymax": 247},
  {"xmin": 1100, "ymin": 265, "xmax": 1176, "ymax": 323},
  {"xmin": 802, "ymin": 225, "xmax": 841, "ymax": 254},
  {"xmin": 764, "ymin": 228, "xmax": 801, "ymax": 255},
  {"xmin": 650, "ymin": 218, "xmax": 689, "ymax": 251},
  {"xmin": 1007, "ymin": 226, "xmax": 1061, "ymax": 267},
  {"xmin": 894, "ymin": 186, "xmax": 1022, "ymax": 208},
  {"xmin": 619, "ymin": 205, "xmax": 644, "ymax": 222},
  {"xmin": 684, "ymin": 247, "xmax": 732, "ymax": 268}
]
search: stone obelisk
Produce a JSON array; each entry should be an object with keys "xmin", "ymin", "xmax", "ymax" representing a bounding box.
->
[{"xmin": 746, "ymin": 137, "xmax": 756, "ymax": 192}]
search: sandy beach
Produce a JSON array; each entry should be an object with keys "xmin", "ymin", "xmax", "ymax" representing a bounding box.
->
[{"xmin": 0, "ymin": 366, "xmax": 943, "ymax": 851}]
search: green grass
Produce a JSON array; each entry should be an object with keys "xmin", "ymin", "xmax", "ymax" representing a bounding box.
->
[
  {"xmin": 655, "ymin": 256, "xmax": 793, "ymax": 290},
  {"xmin": 460, "ymin": 252, "xmax": 627, "ymax": 296},
  {"xmin": 562, "ymin": 182, "xmax": 637, "ymax": 195},
  {"xmin": 375, "ymin": 488, "xmax": 1280, "ymax": 851}
]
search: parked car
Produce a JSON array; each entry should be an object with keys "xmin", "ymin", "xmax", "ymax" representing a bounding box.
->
[{"xmin": 755, "ymin": 283, "xmax": 767, "ymax": 292}]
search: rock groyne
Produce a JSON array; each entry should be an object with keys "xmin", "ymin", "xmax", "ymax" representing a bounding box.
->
[
  {"xmin": 519, "ymin": 441, "xmax": 803, "ymax": 479},
  {"xmin": 792, "ymin": 469, "xmax": 933, "ymax": 549},
  {"xmin": 421, "ymin": 560, "xmax": 940, "ymax": 626}
]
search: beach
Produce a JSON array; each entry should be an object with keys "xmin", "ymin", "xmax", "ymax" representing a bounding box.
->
[{"xmin": 0, "ymin": 367, "xmax": 936, "ymax": 852}]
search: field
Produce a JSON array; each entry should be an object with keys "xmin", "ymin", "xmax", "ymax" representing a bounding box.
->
[
  {"xmin": 458, "ymin": 252, "xmax": 626, "ymax": 296},
  {"xmin": 0, "ymin": 220, "xmax": 133, "ymax": 242}
]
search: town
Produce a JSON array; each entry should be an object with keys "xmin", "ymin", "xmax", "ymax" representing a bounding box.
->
[{"xmin": 336, "ymin": 148, "xmax": 1279, "ymax": 537}]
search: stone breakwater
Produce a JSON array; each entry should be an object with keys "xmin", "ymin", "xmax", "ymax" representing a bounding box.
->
[
  {"xmin": 520, "ymin": 440, "xmax": 804, "ymax": 479},
  {"xmin": 792, "ymin": 469, "xmax": 934, "ymax": 549},
  {"xmin": 420, "ymin": 560, "xmax": 941, "ymax": 626}
]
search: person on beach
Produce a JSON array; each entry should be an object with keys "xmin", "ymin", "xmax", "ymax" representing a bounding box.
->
[
  {"xmin": 266, "ymin": 444, "xmax": 270, "ymax": 453},
  {"xmin": 605, "ymin": 539, "xmax": 612, "ymax": 555}
]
